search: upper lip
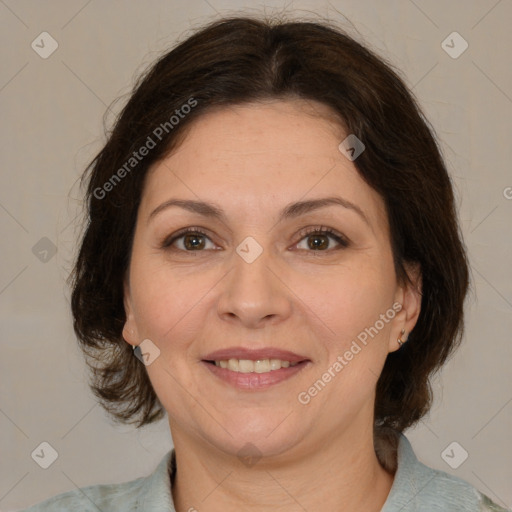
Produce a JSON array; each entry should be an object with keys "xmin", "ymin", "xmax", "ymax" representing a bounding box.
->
[{"xmin": 203, "ymin": 347, "xmax": 309, "ymax": 363}]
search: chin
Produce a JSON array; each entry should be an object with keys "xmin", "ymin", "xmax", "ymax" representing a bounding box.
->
[{"xmin": 206, "ymin": 415, "xmax": 304, "ymax": 459}]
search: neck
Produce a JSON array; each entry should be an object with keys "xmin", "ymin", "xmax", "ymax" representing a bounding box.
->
[{"xmin": 170, "ymin": 423, "xmax": 396, "ymax": 512}]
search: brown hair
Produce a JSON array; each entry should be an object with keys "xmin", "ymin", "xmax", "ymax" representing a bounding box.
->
[{"xmin": 70, "ymin": 15, "xmax": 470, "ymax": 440}]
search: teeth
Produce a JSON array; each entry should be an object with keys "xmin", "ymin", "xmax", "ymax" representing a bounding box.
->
[
  {"xmin": 254, "ymin": 360, "xmax": 269, "ymax": 373},
  {"xmin": 238, "ymin": 359, "xmax": 253, "ymax": 373},
  {"xmin": 213, "ymin": 358, "xmax": 299, "ymax": 372},
  {"xmin": 227, "ymin": 358, "xmax": 239, "ymax": 371}
]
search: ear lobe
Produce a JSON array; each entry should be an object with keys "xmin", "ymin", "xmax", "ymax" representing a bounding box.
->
[
  {"xmin": 122, "ymin": 280, "xmax": 138, "ymax": 346},
  {"xmin": 389, "ymin": 262, "xmax": 422, "ymax": 352}
]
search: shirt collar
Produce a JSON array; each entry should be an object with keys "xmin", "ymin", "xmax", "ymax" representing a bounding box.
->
[
  {"xmin": 380, "ymin": 431, "xmax": 438, "ymax": 511},
  {"xmin": 136, "ymin": 448, "xmax": 176, "ymax": 510}
]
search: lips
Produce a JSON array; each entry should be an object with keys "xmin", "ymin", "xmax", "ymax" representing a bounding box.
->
[
  {"xmin": 201, "ymin": 346, "xmax": 311, "ymax": 390},
  {"xmin": 202, "ymin": 347, "xmax": 309, "ymax": 364}
]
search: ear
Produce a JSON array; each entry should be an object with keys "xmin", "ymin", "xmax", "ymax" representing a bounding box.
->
[
  {"xmin": 388, "ymin": 261, "xmax": 422, "ymax": 353},
  {"xmin": 122, "ymin": 278, "xmax": 139, "ymax": 347}
]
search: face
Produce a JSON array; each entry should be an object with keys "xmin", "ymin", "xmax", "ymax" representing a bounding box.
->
[{"xmin": 123, "ymin": 99, "xmax": 421, "ymax": 460}]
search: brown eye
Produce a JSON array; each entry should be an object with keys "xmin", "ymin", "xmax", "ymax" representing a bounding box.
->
[
  {"xmin": 162, "ymin": 228, "xmax": 215, "ymax": 251},
  {"xmin": 296, "ymin": 227, "xmax": 349, "ymax": 252},
  {"xmin": 182, "ymin": 232, "xmax": 207, "ymax": 250},
  {"xmin": 306, "ymin": 233, "xmax": 329, "ymax": 250}
]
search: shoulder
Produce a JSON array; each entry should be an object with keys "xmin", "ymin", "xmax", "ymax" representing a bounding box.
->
[
  {"xmin": 20, "ymin": 477, "xmax": 146, "ymax": 512},
  {"xmin": 18, "ymin": 450, "xmax": 175, "ymax": 512},
  {"xmin": 380, "ymin": 431, "xmax": 511, "ymax": 512},
  {"xmin": 418, "ymin": 465, "xmax": 510, "ymax": 511}
]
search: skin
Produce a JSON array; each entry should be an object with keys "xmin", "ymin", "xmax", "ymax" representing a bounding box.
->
[{"xmin": 122, "ymin": 98, "xmax": 422, "ymax": 512}]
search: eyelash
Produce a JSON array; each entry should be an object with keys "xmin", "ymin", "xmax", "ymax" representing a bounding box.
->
[{"xmin": 161, "ymin": 226, "xmax": 350, "ymax": 253}]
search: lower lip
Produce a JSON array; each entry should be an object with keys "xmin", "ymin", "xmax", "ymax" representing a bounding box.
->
[{"xmin": 202, "ymin": 361, "xmax": 310, "ymax": 390}]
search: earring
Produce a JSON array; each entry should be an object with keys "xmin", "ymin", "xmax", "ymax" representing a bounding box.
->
[{"xmin": 397, "ymin": 329, "xmax": 406, "ymax": 347}]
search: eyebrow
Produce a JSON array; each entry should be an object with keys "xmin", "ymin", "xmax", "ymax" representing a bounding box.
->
[{"xmin": 148, "ymin": 196, "xmax": 371, "ymax": 227}]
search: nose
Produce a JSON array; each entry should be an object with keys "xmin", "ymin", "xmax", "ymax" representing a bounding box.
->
[{"xmin": 217, "ymin": 245, "xmax": 292, "ymax": 329}]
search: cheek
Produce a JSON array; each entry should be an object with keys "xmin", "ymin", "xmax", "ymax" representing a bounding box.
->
[
  {"xmin": 300, "ymin": 258, "xmax": 392, "ymax": 336},
  {"xmin": 308, "ymin": 271, "xmax": 394, "ymax": 401},
  {"xmin": 305, "ymin": 273, "xmax": 395, "ymax": 388},
  {"xmin": 129, "ymin": 256, "xmax": 213, "ymax": 342}
]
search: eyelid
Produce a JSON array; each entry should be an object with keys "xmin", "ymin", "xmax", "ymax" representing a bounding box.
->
[
  {"xmin": 160, "ymin": 226, "xmax": 214, "ymax": 249},
  {"xmin": 294, "ymin": 225, "xmax": 350, "ymax": 249}
]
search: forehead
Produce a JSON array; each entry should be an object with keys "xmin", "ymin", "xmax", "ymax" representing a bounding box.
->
[
  {"xmin": 141, "ymin": 100, "xmax": 388, "ymax": 234},
  {"xmin": 162, "ymin": 99, "xmax": 347, "ymax": 171}
]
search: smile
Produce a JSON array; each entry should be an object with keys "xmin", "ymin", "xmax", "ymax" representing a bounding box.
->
[
  {"xmin": 210, "ymin": 358, "xmax": 299, "ymax": 373},
  {"xmin": 202, "ymin": 359, "xmax": 310, "ymax": 390}
]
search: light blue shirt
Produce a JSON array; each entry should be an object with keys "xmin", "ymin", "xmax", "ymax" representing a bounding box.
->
[{"xmin": 19, "ymin": 433, "xmax": 510, "ymax": 511}]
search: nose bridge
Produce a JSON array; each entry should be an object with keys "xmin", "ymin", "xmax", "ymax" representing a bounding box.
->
[{"xmin": 217, "ymin": 237, "xmax": 290, "ymax": 327}]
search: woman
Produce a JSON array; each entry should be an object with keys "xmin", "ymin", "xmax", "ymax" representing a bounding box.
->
[{"xmin": 22, "ymin": 14, "xmax": 510, "ymax": 512}]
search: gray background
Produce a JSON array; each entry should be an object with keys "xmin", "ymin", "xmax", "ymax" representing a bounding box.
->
[{"xmin": 1, "ymin": 0, "xmax": 511, "ymax": 510}]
